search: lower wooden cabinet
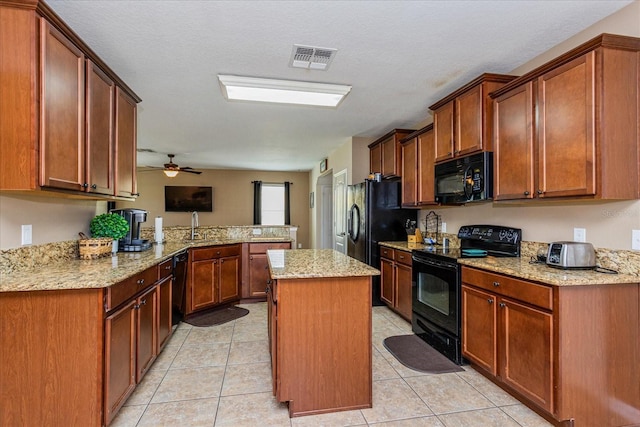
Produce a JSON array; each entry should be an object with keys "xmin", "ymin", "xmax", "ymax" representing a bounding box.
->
[
  {"xmin": 380, "ymin": 246, "xmax": 413, "ymax": 321},
  {"xmin": 187, "ymin": 244, "xmax": 241, "ymax": 314},
  {"xmin": 461, "ymin": 266, "xmax": 640, "ymax": 426},
  {"xmin": 104, "ymin": 263, "xmax": 173, "ymax": 425},
  {"xmin": 104, "ymin": 299, "xmax": 136, "ymax": 425},
  {"xmin": 244, "ymin": 242, "xmax": 291, "ymax": 300}
]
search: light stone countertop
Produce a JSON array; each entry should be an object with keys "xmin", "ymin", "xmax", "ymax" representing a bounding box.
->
[
  {"xmin": 379, "ymin": 241, "xmax": 638, "ymax": 286},
  {"xmin": 267, "ymin": 249, "xmax": 380, "ymax": 280},
  {"xmin": 0, "ymin": 238, "xmax": 292, "ymax": 293},
  {"xmin": 458, "ymin": 257, "xmax": 639, "ymax": 286}
]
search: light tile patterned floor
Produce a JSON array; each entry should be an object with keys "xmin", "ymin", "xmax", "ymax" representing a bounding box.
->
[{"xmin": 110, "ymin": 303, "xmax": 552, "ymax": 427}]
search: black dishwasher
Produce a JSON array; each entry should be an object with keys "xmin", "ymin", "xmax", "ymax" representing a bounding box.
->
[{"xmin": 172, "ymin": 250, "xmax": 188, "ymax": 326}]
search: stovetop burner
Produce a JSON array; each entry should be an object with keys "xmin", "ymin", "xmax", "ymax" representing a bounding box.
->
[{"xmin": 414, "ymin": 224, "xmax": 522, "ymax": 261}]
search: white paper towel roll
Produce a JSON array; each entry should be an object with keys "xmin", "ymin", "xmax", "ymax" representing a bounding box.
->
[{"xmin": 154, "ymin": 216, "xmax": 163, "ymax": 242}]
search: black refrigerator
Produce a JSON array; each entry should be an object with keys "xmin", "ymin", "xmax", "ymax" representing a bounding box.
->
[{"xmin": 347, "ymin": 180, "xmax": 417, "ymax": 305}]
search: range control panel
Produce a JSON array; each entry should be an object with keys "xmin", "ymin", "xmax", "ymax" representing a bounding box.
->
[{"xmin": 457, "ymin": 225, "xmax": 522, "ymax": 245}]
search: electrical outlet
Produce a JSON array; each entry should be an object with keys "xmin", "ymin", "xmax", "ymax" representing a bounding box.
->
[
  {"xmin": 441, "ymin": 222, "xmax": 447, "ymax": 233},
  {"xmin": 21, "ymin": 224, "xmax": 32, "ymax": 245},
  {"xmin": 632, "ymin": 230, "xmax": 640, "ymax": 250},
  {"xmin": 252, "ymin": 228, "xmax": 262, "ymax": 235},
  {"xmin": 298, "ymin": 243, "xmax": 302, "ymax": 249},
  {"xmin": 573, "ymin": 227, "xmax": 586, "ymax": 242}
]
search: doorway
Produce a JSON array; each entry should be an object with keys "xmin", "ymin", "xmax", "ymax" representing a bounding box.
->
[{"xmin": 316, "ymin": 172, "xmax": 333, "ymax": 249}]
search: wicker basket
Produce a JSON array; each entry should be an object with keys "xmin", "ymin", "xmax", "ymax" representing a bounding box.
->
[{"xmin": 78, "ymin": 234, "xmax": 113, "ymax": 259}]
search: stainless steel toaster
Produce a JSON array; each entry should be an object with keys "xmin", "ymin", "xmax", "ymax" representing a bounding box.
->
[{"xmin": 546, "ymin": 241, "xmax": 596, "ymax": 269}]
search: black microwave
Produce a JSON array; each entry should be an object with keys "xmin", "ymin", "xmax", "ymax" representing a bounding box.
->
[{"xmin": 435, "ymin": 152, "xmax": 493, "ymax": 204}]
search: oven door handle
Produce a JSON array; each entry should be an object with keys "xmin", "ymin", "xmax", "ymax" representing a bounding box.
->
[{"xmin": 412, "ymin": 255, "xmax": 458, "ymax": 271}]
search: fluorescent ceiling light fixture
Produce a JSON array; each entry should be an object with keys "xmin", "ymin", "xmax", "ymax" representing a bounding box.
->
[{"xmin": 218, "ymin": 75, "xmax": 351, "ymax": 107}]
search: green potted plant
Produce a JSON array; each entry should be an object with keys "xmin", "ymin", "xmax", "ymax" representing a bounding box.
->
[{"xmin": 90, "ymin": 213, "xmax": 129, "ymax": 253}]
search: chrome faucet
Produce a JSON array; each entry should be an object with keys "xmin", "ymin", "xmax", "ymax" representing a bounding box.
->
[{"xmin": 191, "ymin": 211, "xmax": 200, "ymax": 240}]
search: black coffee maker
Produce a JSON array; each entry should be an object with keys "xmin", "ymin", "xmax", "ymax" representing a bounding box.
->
[{"xmin": 110, "ymin": 208, "xmax": 152, "ymax": 252}]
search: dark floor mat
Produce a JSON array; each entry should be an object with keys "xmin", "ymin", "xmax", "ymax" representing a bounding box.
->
[
  {"xmin": 383, "ymin": 334, "xmax": 464, "ymax": 374},
  {"xmin": 184, "ymin": 306, "xmax": 249, "ymax": 327}
]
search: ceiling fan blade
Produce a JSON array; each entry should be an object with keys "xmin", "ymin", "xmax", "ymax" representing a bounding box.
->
[{"xmin": 181, "ymin": 169, "xmax": 202, "ymax": 174}]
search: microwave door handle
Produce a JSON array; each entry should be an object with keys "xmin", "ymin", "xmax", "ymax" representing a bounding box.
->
[{"xmin": 463, "ymin": 166, "xmax": 473, "ymax": 200}]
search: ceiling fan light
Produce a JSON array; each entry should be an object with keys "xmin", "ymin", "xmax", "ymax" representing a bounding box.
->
[
  {"xmin": 163, "ymin": 170, "xmax": 179, "ymax": 178},
  {"xmin": 217, "ymin": 75, "xmax": 351, "ymax": 108}
]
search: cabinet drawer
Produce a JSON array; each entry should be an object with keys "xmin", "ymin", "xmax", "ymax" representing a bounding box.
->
[
  {"xmin": 191, "ymin": 244, "xmax": 241, "ymax": 261},
  {"xmin": 158, "ymin": 258, "xmax": 173, "ymax": 280},
  {"xmin": 462, "ymin": 267, "xmax": 553, "ymax": 310},
  {"xmin": 249, "ymin": 242, "xmax": 290, "ymax": 254},
  {"xmin": 105, "ymin": 266, "xmax": 157, "ymax": 312},
  {"xmin": 394, "ymin": 250, "xmax": 412, "ymax": 266},
  {"xmin": 380, "ymin": 247, "xmax": 394, "ymax": 259}
]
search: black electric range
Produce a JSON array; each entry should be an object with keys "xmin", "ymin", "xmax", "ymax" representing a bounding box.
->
[{"xmin": 411, "ymin": 225, "xmax": 522, "ymax": 364}]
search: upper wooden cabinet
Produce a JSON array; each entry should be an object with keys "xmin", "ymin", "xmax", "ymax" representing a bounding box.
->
[
  {"xmin": 401, "ymin": 125, "xmax": 437, "ymax": 207},
  {"xmin": 0, "ymin": 0, "xmax": 141, "ymax": 199},
  {"xmin": 430, "ymin": 73, "xmax": 517, "ymax": 163},
  {"xmin": 368, "ymin": 129, "xmax": 414, "ymax": 178},
  {"xmin": 492, "ymin": 34, "xmax": 640, "ymax": 201}
]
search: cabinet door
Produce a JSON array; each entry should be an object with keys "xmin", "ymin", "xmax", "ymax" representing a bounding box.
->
[
  {"xmin": 249, "ymin": 253, "xmax": 270, "ymax": 297},
  {"xmin": 85, "ymin": 60, "xmax": 114, "ymax": 195},
  {"xmin": 500, "ymin": 297, "xmax": 553, "ymax": 413},
  {"xmin": 537, "ymin": 52, "xmax": 596, "ymax": 198},
  {"xmin": 455, "ymin": 84, "xmax": 483, "ymax": 156},
  {"xmin": 115, "ymin": 87, "xmax": 137, "ymax": 198},
  {"xmin": 219, "ymin": 255, "xmax": 240, "ymax": 303},
  {"xmin": 381, "ymin": 136, "xmax": 399, "ymax": 177},
  {"xmin": 395, "ymin": 263, "xmax": 412, "ymax": 321},
  {"xmin": 401, "ymin": 138, "xmax": 417, "ymax": 206},
  {"xmin": 190, "ymin": 259, "xmax": 217, "ymax": 312},
  {"xmin": 493, "ymin": 82, "xmax": 535, "ymax": 200},
  {"xmin": 461, "ymin": 285, "xmax": 498, "ymax": 375},
  {"xmin": 417, "ymin": 127, "xmax": 436, "ymax": 204},
  {"xmin": 434, "ymin": 101, "xmax": 454, "ymax": 162},
  {"xmin": 104, "ymin": 300, "xmax": 136, "ymax": 425},
  {"xmin": 380, "ymin": 258, "xmax": 394, "ymax": 306},
  {"xmin": 136, "ymin": 285, "xmax": 158, "ymax": 383},
  {"xmin": 157, "ymin": 276, "xmax": 173, "ymax": 351},
  {"xmin": 39, "ymin": 20, "xmax": 85, "ymax": 191},
  {"xmin": 369, "ymin": 143, "xmax": 382, "ymax": 174}
]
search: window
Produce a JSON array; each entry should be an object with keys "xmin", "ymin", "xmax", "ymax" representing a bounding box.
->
[
  {"xmin": 261, "ymin": 183, "xmax": 285, "ymax": 225},
  {"xmin": 253, "ymin": 181, "xmax": 291, "ymax": 225}
]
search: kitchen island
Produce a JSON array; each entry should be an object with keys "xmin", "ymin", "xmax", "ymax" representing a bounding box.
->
[{"xmin": 266, "ymin": 249, "xmax": 379, "ymax": 417}]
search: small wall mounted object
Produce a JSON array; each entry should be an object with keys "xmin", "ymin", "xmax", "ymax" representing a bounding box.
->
[{"xmin": 320, "ymin": 158, "xmax": 328, "ymax": 173}]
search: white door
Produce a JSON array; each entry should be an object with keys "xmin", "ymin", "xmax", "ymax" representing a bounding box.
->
[{"xmin": 333, "ymin": 169, "xmax": 348, "ymax": 254}]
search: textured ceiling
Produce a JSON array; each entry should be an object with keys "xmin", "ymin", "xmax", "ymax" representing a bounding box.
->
[{"xmin": 47, "ymin": 0, "xmax": 632, "ymax": 172}]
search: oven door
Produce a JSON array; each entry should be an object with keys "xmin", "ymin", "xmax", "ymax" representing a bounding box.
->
[{"xmin": 412, "ymin": 255, "xmax": 460, "ymax": 336}]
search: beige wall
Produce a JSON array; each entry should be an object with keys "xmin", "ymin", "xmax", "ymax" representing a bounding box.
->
[
  {"xmin": 418, "ymin": 1, "xmax": 640, "ymax": 251},
  {"xmin": 116, "ymin": 169, "xmax": 310, "ymax": 248},
  {"xmin": 0, "ymin": 194, "xmax": 105, "ymax": 249}
]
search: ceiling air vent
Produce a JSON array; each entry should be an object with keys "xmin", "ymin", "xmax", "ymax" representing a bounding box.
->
[{"xmin": 290, "ymin": 45, "xmax": 337, "ymax": 71}]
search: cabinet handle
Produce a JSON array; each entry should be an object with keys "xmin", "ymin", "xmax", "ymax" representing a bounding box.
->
[
  {"xmin": 537, "ymin": 189, "xmax": 544, "ymax": 194},
  {"xmin": 399, "ymin": 255, "xmax": 404, "ymax": 260},
  {"xmin": 91, "ymin": 184, "xmax": 97, "ymax": 189},
  {"xmin": 220, "ymin": 259, "xmax": 224, "ymax": 264},
  {"xmin": 133, "ymin": 303, "xmax": 140, "ymax": 310},
  {"xmin": 165, "ymin": 266, "xmax": 171, "ymax": 270},
  {"xmin": 137, "ymin": 279, "xmax": 145, "ymax": 285},
  {"xmin": 487, "ymin": 298, "xmax": 493, "ymax": 304},
  {"xmin": 140, "ymin": 298, "xmax": 147, "ymax": 306},
  {"xmin": 493, "ymin": 281, "xmax": 500, "ymax": 287},
  {"xmin": 499, "ymin": 302, "xmax": 506, "ymax": 308},
  {"xmin": 448, "ymin": 152, "xmax": 452, "ymax": 156},
  {"xmin": 524, "ymin": 191, "xmax": 530, "ymax": 196},
  {"xmin": 82, "ymin": 183, "xmax": 89, "ymax": 188},
  {"xmin": 250, "ymin": 256, "xmax": 253, "ymax": 260},
  {"xmin": 216, "ymin": 251, "xmax": 221, "ymax": 255}
]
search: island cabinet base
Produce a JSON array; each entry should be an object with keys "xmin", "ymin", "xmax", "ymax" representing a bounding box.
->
[
  {"xmin": 0, "ymin": 289, "xmax": 104, "ymax": 427},
  {"xmin": 272, "ymin": 276, "xmax": 373, "ymax": 417}
]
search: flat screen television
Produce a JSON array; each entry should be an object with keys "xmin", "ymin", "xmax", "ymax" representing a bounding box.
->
[{"xmin": 165, "ymin": 186, "xmax": 213, "ymax": 212}]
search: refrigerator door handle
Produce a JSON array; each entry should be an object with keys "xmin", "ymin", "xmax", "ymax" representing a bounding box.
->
[{"xmin": 348, "ymin": 204, "xmax": 360, "ymax": 241}]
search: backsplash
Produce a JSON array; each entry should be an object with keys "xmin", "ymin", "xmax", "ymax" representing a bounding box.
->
[
  {"xmin": 1, "ymin": 226, "xmax": 293, "ymax": 275},
  {"xmin": 2, "ymin": 229, "xmax": 638, "ymax": 277}
]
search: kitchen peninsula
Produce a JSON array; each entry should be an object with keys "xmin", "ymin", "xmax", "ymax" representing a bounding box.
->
[{"xmin": 266, "ymin": 249, "xmax": 379, "ymax": 417}]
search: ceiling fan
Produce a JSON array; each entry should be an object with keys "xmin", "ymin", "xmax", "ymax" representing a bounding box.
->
[{"xmin": 140, "ymin": 152, "xmax": 203, "ymax": 177}]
